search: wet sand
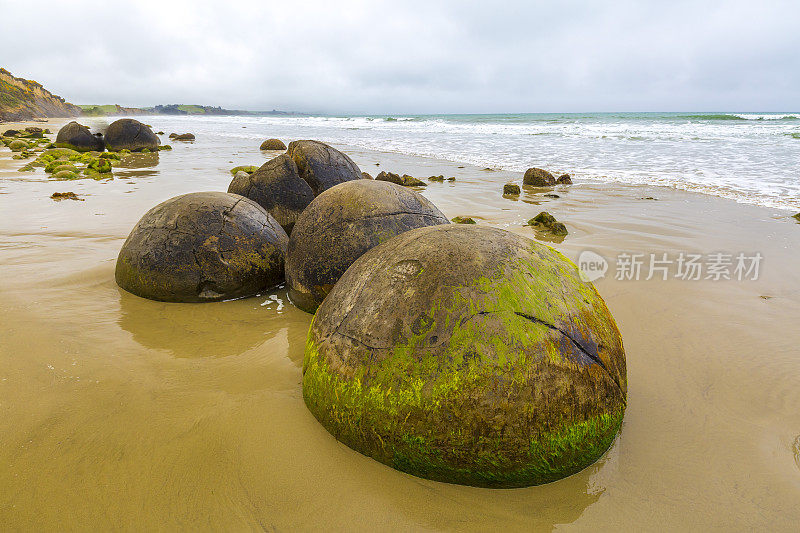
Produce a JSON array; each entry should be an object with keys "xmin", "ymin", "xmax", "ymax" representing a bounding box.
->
[{"xmin": 1, "ymin": 118, "xmax": 799, "ymax": 530}]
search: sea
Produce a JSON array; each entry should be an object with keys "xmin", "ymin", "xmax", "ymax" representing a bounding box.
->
[{"xmin": 138, "ymin": 111, "xmax": 800, "ymax": 211}]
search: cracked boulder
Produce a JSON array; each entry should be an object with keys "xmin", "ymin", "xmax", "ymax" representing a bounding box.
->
[
  {"xmin": 286, "ymin": 139, "xmax": 362, "ymax": 195},
  {"xmin": 104, "ymin": 118, "xmax": 160, "ymax": 152},
  {"xmin": 115, "ymin": 192, "xmax": 288, "ymax": 302},
  {"xmin": 303, "ymin": 224, "xmax": 626, "ymax": 488},
  {"xmin": 286, "ymin": 179, "xmax": 448, "ymax": 313},
  {"xmin": 227, "ymin": 154, "xmax": 314, "ymax": 235},
  {"xmin": 55, "ymin": 121, "xmax": 105, "ymax": 152}
]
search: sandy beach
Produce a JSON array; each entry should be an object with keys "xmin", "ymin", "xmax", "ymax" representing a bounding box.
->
[{"xmin": 1, "ymin": 117, "xmax": 799, "ymax": 530}]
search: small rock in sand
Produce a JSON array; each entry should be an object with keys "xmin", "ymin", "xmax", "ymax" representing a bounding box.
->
[{"xmin": 50, "ymin": 191, "xmax": 83, "ymax": 201}]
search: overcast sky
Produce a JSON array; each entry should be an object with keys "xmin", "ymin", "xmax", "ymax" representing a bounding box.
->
[{"xmin": 2, "ymin": 1, "xmax": 797, "ymax": 114}]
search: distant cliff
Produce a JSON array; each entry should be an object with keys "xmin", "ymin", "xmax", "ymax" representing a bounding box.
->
[{"xmin": 0, "ymin": 68, "xmax": 82, "ymax": 122}]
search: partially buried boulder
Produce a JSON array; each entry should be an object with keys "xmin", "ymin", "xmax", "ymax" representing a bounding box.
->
[
  {"xmin": 55, "ymin": 121, "xmax": 104, "ymax": 152},
  {"xmin": 303, "ymin": 224, "xmax": 627, "ymax": 488},
  {"xmin": 556, "ymin": 174, "xmax": 573, "ymax": 185},
  {"xmin": 9, "ymin": 140, "xmax": 28, "ymax": 152},
  {"xmin": 529, "ymin": 211, "xmax": 568, "ymax": 236},
  {"xmin": 104, "ymin": 119, "xmax": 160, "ymax": 152},
  {"xmin": 286, "ymin": 179, "xmax": 449, "ymax": 312},
  {"xmin": 523, "ymin": 167, "xmax": 556, "ymax": 187},
  {"xmin": 260, "ymin": 138, "xmax": 287, "ymax": 150},
  {"xmin": 115, "ymin": 192, "xmax": 288, "ymax": 302},
  {"xmin": 286, "ymin": 140, "xmax": 361, "ymax": 195},
  {"xmin": 228, "ymin": 154, "xmax": 314, "ymax": 235},
  {"xmin": 173, "ymin": 133, "xmax": 195, "ymax": 141},
  {"xmin": 375, "ymin": 171, "xmax": 427, "ymax": 187}
]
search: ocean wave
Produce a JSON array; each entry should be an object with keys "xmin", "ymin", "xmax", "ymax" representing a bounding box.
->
[{"xmin": 684, "ymin": 113, "xmax": 800, "ymax": 121}]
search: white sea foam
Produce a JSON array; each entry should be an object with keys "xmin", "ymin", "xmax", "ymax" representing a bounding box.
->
[{"xmin": 136, "ymin": 113, "xmax": 800, "ymax": 211}]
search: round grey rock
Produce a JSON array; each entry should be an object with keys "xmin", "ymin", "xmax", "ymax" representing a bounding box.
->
[
  {"xmin": 228, "ymin": 154, "xmax": 314, "ymax": 235},
  {"xmin": 55, "ymin": 121, "xmax": 104, "ymax": 152},
  {"xmin": 287, "ymin": 140, "xmax": 362, "ymax": 195},
  {"xmin": 115, "ymin": 192, "xmax": 288, "ymax": 302},
  {"xmin": 286, "ymin": 179, "xmax": 448, "ymax": 312},
  {"xmin": 105, "ymin": 119, "xmax": 161, "ymax": 152}
]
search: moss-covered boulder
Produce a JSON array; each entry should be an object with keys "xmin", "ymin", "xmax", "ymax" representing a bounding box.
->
[
  {"xmin": 115, "ymin": 192, "xmax": 288, "ymax": 302},
  {"xmin": 228, "ymin": 154, "xmax": 314, "ymax": 235},
  {"xmin": 230, "ymin": 165, "xmax": 259, "ymax": 176},
  {"xmin": 53, "ymin": 170, "xmax": 78, "ymax": 180},
  {"xmin": 287, "ymin": 140, "xmax": 362, "ymax": 195},
  {"xmin": 286, "ymin": 180, "xmax": 448, "ymax": 313},
  {"xmin": 55, "ymin": 122, "xmax": 104, "ymax": 152},
  {"xmin": 529, "ymin": 211, "xmax": 568, "ymax": 236},
  {"xmin": 9, "ymin": 140, "xmax": 28, "ymax": 152},
  {"xmin": 53, "ymin": 163, "xmax": 78, "ymax": 174},
  {"xmin": 523, "ymin": 167, "xmax": 556, "ymax": 187},
  {"xmin": 375, "ymin": 171, "xmax": 427, "ymax": 187},
  {"xmin": 556, "ymin": 174, "xmax": 573, "ymax": 185},
  {"xmin": 504, "ymin": 183, "xmax": 521, "ymax": 195},
  {"xmin": 104, "ymin": 118, "xmax": 160, "ymax": 152},
  {"xmin": 452, "ymin": 216, "xmax": 476, "ymax": 224},
  {"xmin": 260, "ymin": 138, "xmax": 287, "ymax": 150},
  {"xmin": 303, "ymin": 224, "xmax": 627, "ymax": 488}
]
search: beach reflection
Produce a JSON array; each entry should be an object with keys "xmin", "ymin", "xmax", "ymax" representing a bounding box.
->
[{"xmin": 117, "ymin": 286, "xmax": 311, "ymax": 359}]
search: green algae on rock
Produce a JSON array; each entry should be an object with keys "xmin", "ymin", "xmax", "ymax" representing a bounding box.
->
[
  {"xmin": 529, "ymin": 211, "xmax": 568, "ymax": 236},
  {"xmin": 286, "ymin": 179, "xmax": 448, "ymax": 313},
  {"xmin": 115, "ymin": 192, "xmax": 288, "ymax": 302},
  {"xmin": 504, "ymin": 183, "xmax": 521, "ymax": 195},
  {"xmin": 9, "ymin": 140, "xmax": 29, "ymax": 152},
  {"xmin": 452, "ymin": 216, "xmax": 476, "ymax": 224},
  {"xmin": 375, "ymin": 171, "xmax": 427, "ymax": 187},
  {"xmin": 52, "ymin": 170, "xmax": 78, "ymax": 180},
  {"xmin": 303, "ymin": 224, "xmax": 627, "ymax": 488},
  {"xmin": 230, "ymin": 165, "xmax": 259, "ymax": 176}
]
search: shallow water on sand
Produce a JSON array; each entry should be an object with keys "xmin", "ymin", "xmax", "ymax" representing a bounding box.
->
[{"xmin": 1, "ymin": 118, "xmax": 799, "ymax": 530}]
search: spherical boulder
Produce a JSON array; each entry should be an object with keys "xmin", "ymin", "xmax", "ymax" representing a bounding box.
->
[
  {"xmin": 104, "ymin": 119, "xmax": 160, "ymax": 152},
  {"xmin": 303, "ymin": 224, "xmax": 627, "ymax": 488},
  {"xmin": 286, "ymin": 179, "xmax": 448, "ymax": 312},
  {"xmin": 286, "ymin": 140, "xmax": 362, "ymax": 195},
  {"xmin": 55, "ymin": 122, "xmax": 104, "ymax": 152},
  {"xmin": 260, "ymin": 138, "xmax": 287, "ymax": 150},
  {"xmin": 228, "ymin": 154, "xmax": 314, "ymax": 235},
  {"xmin": 523, "ymin": 167, "xmax": 556, "ymax": 187},
  {"xmin": 115, "ymin": 192, "xmax": 288, "ymax": 302}
]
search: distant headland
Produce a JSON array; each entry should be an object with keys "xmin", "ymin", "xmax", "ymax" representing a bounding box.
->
[{"xmin": 0, "ymin": 67, "xmax": 304, "ymax": 122}]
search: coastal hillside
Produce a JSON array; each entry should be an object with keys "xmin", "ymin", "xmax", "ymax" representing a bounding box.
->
[
  {"xmin": 0, "ymin": 68, "xmax": 82, "ymax": 122},
  {"xmin": 80, "ymin": 103, "xmax": 305, "ymax": 117}
]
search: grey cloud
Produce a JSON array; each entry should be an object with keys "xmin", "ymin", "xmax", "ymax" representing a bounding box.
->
[{"xmin": 1, "ymin": 0, "xmax": 797, "ymax": 113}]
